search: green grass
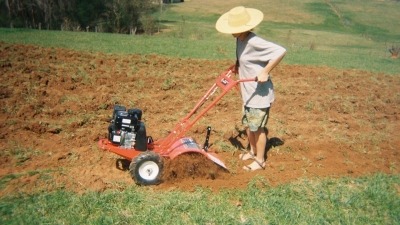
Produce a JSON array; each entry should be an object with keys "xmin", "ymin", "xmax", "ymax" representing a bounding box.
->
[
  {"xmin": 0, "ymin": 28, "xmax": 234, "ymax": 58},
  {"xmin": 1, "ymin": 174, "xmax": 399, "ymax": 224},
  {"xmin": 1, "ymin": 26, "xmax": 397, "ymax": 74},
  {"xmin": 0, "ymin": 0, "xmax": 399, "ymax": 74}
]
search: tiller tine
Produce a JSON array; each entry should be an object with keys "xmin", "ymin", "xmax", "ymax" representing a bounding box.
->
[{"xmin": 163, "ymin": 137, "xmax": 227, "ymax": 169}]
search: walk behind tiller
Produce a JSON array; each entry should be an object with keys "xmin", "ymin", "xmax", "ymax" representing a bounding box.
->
[{"xmin": 98, "ymin": 65, "xmax": 255, "ymax": 185}]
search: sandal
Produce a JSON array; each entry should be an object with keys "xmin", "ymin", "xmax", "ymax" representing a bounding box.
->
[
  {"xmin": 239, "ymin": 151, "xmax": 255, "ymax": 161},
  {"xmin": 243, "ymin": 159, "xmax": 266, "ymax": 171}
]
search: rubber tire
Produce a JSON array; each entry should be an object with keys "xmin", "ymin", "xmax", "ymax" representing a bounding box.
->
[{"xmin": 129, "ymin": 151, "xmax": 163, "ymax": 185}]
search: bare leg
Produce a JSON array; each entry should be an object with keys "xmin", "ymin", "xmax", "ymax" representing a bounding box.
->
[
  {"xmin": 254, "ymin": 127, "xmax": 266, "ymax": 163},
  {"xmin": 239, "ymin": 128, "xmax": 256, "ymax": 160},
  {"xmin": 246, "ymin": 128, "xmax": 256, "ymax": 155},
  {"xmin": 243, "ymin": 127, "xmax": 266, "ymax": 171}
]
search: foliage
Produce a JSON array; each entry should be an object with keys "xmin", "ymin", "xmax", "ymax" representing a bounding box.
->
[
  {"xmin": 0, "ymin": 0, "xmax": 158, "ymax": 34},
  {"xmin": 0, "ymin": 0, "xmax": 75, "ymax": 29}
]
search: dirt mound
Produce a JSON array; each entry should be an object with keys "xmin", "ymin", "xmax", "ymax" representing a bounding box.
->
[
  {"xmin": 162, "ymin": 153, "xmax": 228, "ymax": 182},
  {"xmin": 0, "ymin": 42, "xmax": 399, "ymax": 195}
]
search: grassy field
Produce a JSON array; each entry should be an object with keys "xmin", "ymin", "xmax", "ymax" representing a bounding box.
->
[
  {"xmin": 1, "ymin": 0, "xmax": 399, "ymax": 224},
  {"xmin": 1, "ymin": 174, "xmax": 399, "ymax": 224},
  {"xmin": 0, "ymin": 0, "xmax": 399, "ymax": 74}
]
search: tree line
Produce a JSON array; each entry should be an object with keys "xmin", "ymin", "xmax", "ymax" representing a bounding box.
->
[{"xmin": 0, "ymin": 0, "xmax": 170, "ymax": 34}]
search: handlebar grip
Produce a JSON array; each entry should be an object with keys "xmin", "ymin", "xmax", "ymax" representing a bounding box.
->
[{"xmin": 238, "ymin": 77, "xmax": 258, "ymax": 83}]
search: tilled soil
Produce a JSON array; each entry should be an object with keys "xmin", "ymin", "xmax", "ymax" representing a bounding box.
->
[{"xmin": 0, "ymin": 42, "xmax": 399, "ymax": 195}]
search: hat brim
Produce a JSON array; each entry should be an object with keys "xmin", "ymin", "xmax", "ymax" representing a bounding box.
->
[{"xmin": 215, "ymin": 8, "xmax": 264, "ymax": 34}]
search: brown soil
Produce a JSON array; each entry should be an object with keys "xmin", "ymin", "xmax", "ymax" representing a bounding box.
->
[{"xmin": 0, "ymin": 42, "xmax": 399, "ymax": 195}]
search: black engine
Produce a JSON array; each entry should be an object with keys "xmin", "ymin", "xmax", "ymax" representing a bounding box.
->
[{"xmin": 108, "ymin": 105, "xmax": 147, "ymax": 151}]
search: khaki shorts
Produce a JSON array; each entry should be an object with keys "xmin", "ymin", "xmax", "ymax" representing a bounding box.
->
[{"xmin": 242, "ymin": 107, "xmax": 270, "ymax": 132}]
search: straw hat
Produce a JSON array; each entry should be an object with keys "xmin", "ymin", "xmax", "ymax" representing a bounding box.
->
[{"xmin": 215, "ymin": 6, "xmax": 264, "ymax": 34}]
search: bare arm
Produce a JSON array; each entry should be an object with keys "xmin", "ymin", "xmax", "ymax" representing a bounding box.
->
[{"xmin": 257, "ymin": 51, "xmax": 286, "ymax": 82}]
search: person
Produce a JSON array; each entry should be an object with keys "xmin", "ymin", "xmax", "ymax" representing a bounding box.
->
[{"xmin": 215, "ymin": 6, "xmax": 286, "ymax": 171}]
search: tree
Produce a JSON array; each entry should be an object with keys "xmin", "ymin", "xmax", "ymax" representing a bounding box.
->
[
  {"xmin": 104, "ymin": 0, "xmax": 157, "ymax": 34},
  {"xmin": 0, "ymin": 0, "xmax": 76, "ymax": 29},
  {"xmin": 76, "ymin": 0, "xmax": 107, "ymax": 30},
  {"xmin": 0, "ymin": 0, "xmax": 158, "ymax": 34}
]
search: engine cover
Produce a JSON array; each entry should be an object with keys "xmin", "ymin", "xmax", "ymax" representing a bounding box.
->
[{"xmin": 108, "ymin": 105, "xmax": 147, "ymax": 151}]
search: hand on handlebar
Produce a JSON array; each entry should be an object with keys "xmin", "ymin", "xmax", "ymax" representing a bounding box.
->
[{"xmin": 256, "ymin": 73, "xmax": 270, "ymax": 83}]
